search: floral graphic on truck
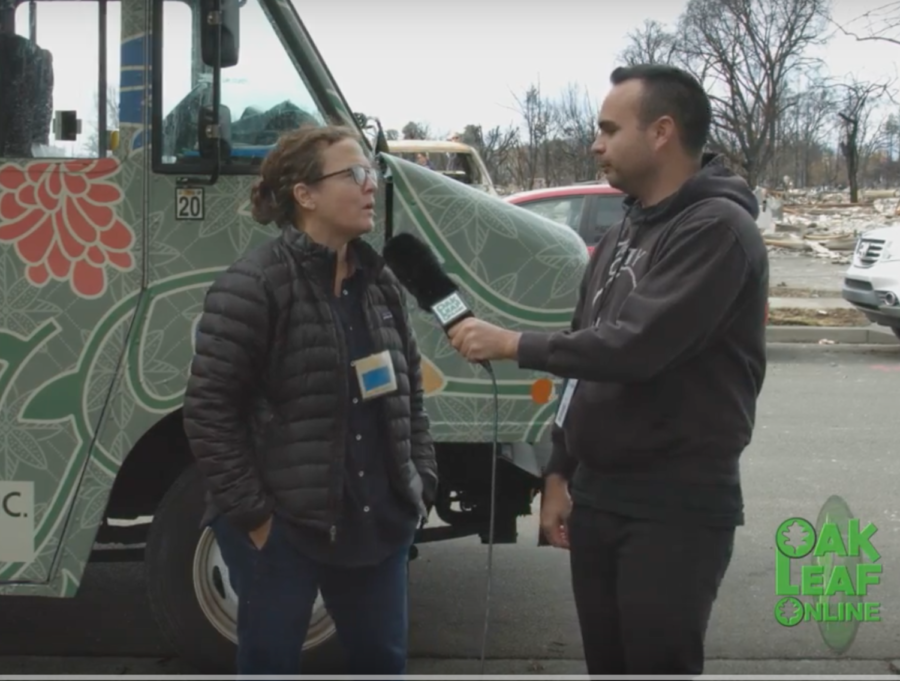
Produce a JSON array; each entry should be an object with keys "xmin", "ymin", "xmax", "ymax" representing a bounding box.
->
[{"xmin": 0, "ymin": 158, "xmax": 136, "ymax": 298}]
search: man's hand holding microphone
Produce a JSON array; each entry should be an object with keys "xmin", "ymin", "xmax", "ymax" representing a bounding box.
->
[{"xmin": 446, "ymin": 318, "xmax": 519, "ymax": 362}]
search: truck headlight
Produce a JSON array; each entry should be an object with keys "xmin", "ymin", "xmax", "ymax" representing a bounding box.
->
[{"xmin": 881, "ymin": 240, "xmax": 900, "ymax": 263}]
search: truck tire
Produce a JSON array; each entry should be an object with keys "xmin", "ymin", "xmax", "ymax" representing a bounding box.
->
[
  {"xmin": 144, "ymin": 464, "xmax": 342, "ymax": 673},
  {"xmin": 892, "ymin": 326, "xmax": 900, "ymax": 342}
]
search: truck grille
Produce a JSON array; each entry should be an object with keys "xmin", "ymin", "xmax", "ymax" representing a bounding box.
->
[{"xmin": 855, "ymin": 238, "xmax": 885, "ymax": 267}]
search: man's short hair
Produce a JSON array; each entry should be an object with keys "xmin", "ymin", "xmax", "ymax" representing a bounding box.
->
[{"xmin": 610, "ymin": 64, "xmax": 711, "ymax": 156}]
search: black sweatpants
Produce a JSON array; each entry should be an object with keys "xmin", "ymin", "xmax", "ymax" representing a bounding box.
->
[{"xmin": 567, "ymin": 504, "xmax": 735, "ymax": 676}]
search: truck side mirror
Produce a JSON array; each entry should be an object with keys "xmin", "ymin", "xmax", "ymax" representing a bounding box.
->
[
  {"xmin": 198, "ymin": 104, "xmax": 232, "ymax": 160},
  {"xmin": 200, "ymin": 0, "xmax": 240, "ymax": 68}
]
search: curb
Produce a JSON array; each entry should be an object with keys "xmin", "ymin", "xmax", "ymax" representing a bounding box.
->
[{"xmin": 767, "ymin": 326, "xmax": 899, "ymax": 344}]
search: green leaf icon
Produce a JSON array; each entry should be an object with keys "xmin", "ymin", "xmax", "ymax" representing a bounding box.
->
[
  {"xmin": 776, "ymin": 518, "xmax": 816, "ymax": 558},
  {"xmin": 775, "ymin": 597, "xmax": 803, "ymax": 626}
]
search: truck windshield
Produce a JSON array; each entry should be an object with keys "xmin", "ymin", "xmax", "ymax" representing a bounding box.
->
[{"xmin": 157, "ymin": 0, "xmax": 329, "ymax": 167}]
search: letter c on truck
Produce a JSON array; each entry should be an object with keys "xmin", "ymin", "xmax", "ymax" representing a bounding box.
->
[{"xmin": 2, "ymin": 492, "xmax": 23, "ymax": 518}]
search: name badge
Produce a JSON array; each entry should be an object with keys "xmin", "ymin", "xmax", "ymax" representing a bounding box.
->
[
  {"xmin": 554, "ymin": 379, "xmax": 579, "ymax": 428},
  {"xmin": 352, "ymin": 350, "xmax": 398, "ymax": 400}
]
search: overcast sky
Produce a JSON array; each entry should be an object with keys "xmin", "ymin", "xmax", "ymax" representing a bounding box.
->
[
  {"xmin": 300, "ymin": 0, "xmax": 900, "ymax": 135},
  {"xmin": 15, "ymin": 0, "xmax": 900, "ymax": 152}
]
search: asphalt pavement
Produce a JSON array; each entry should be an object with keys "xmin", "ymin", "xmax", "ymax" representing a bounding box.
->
[
  {"xmin": 769, "ymin": 251, "xmax": 848, "ymax": 293},
  {"xmin": 2, "ymin": 343, "xmax": 900, "ymax": 676}
]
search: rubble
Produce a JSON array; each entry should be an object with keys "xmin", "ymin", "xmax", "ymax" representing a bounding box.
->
[{"xmin": 755, "ymin": 187, "xmax": 900, "ymax": 265}]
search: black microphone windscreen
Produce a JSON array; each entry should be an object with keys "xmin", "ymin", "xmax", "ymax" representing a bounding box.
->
[{"xmin": 383, "ymin": 233, "xmax": 458, "ymax": 309}]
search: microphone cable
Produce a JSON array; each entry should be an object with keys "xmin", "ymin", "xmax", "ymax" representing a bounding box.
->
[{"xmin": 478, "ymin": 359, "xmax": 499, "ymax": 677}]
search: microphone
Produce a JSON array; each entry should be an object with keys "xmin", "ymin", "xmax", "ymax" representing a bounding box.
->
[{"xmin": 382, "ymin": 232, "xmax": 491, "ymax": 371}]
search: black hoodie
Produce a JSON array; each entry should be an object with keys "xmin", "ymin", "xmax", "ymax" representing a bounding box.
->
[{"xmin": 517, "ymin": 154, "xmax": 768, "ymax": 527}]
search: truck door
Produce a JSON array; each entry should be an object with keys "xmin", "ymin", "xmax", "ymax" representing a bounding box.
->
[
  {"xmin": 144, "ymin": 0, "xmax": 357, "ymax": 324},
  {"xmin": 0, "ymin": 0, "xmax": 133, "ymax": 589}
]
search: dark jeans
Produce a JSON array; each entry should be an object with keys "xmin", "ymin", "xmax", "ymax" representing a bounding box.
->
[
  {"xmin": 211, "ymin": 514, "xmax": 409, "ymax": 676},
  {"xmin": 567, "ymin": 504, "xmax": 735, "ymax": 676}
]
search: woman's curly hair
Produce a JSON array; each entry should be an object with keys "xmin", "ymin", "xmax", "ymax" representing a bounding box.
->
[{"xmin": 248, "ymin": 123, "xmax": 361, "ymax": 226}]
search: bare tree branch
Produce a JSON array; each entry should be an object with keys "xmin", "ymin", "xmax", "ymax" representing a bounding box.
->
[
  {"xmin": 619, "ymin": 19, "xmax": 679, "ymax": 65},
  {"xmin": 835, "ymin": 77, "xmax": 893, "ymax": 200},
  {"xmin": 459, "ymin": 123, "xmax": 519, "ymax": 185},
  {"xmin": 619, "ymin": 0, "xmax": 830, "ymax": 186},
  {"xmin": 830, "ymin": 0, "xmax": 900, "ymax": 47},
  {"xmin": 511, "ymin": 81, "xmax": 556, "ymax": 189}
]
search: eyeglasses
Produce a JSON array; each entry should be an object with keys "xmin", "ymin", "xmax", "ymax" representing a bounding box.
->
[{"xmin": 311, "ymin": 164, "xmax": 379, "ymax": 187}]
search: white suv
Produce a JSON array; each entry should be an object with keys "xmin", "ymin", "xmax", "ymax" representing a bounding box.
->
[{"xmin": 842, "ymin": 225, "xmax": 900, "ymax": 340}]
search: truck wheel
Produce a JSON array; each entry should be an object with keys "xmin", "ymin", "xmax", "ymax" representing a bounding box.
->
[{"xmin": 144, "ymin": 464, "xmax": 341, "ymax": 673}]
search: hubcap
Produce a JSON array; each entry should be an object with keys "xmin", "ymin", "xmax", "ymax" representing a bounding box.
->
[{"xmin": 191, "ymin": 527, "xmax": 336, "ymax": 650}]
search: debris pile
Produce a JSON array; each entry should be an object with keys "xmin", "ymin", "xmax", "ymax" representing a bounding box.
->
[{"xmin": 756, "ymin": 188, "xmax": 900, "ymax": 264}]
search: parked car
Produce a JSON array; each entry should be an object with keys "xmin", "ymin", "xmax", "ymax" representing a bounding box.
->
[
  {"xmin": 505, "ymin": 182, "xmax": 626, "ymax": 252},
  {"xmin": 386, "ymin": 139, "xmax": 497, "ymax": 195},
  {"xmin": 842, "ymin": 225, "xmax": 900, "ymax": 340}
]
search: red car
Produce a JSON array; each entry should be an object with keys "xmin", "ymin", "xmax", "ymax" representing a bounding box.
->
[
  {"xmin": 506, "ymin": 182, "xmax": 770, "ymax": 324},
  {"xmin": 504, "ymin": 182, "xmax": 626, "ymax": 253}
]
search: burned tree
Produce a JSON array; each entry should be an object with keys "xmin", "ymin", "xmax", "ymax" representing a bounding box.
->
[
  {"xmin": 836, "ymin": 1, "xmax": 900, "ymax": 46},
  {"xmin": 768, "ymin": 72, "xmax": 839, "ymax": 187},
  {"xmin": 554, "ymin": 82, "xmax": 600, "ymax": 183},
  {"xmin": 401, "ymin": 121, "xmax": 431, "ymax": 140},
  {"xmin": 620, "ymin": 19, "xmax": 679, "ymax": 65},
  {"xmin": 620, "ymin": 0, "xmax": 831, "ymax": 187},
  {"xmin": 837, "ymin": 79, "xmax": 891, "ymax": 202},
  {"xmin": 511, "ymin": 83, "xmax": 555, "ymax": 190},
  {"xmin": 839, "ymin": 110, "xmax": 861, "ymax": 201},
  {"xmin": 459, "ymin": 123, "xmax": 519, "ymax": 186}
]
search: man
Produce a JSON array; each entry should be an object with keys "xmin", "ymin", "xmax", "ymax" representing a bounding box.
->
[
  {"xmin": 447, "ymin": 64, "xmax": 768, "ymax": 675},
  {"xmin": 446, "ymin": 132, "xmax": 462, "ymax": 171}
]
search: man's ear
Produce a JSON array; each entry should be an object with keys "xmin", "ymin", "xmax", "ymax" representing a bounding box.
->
[
  {"xmin": 652, "ymin": 116, "xmax": 676, "ymax": 151},
  {"xmin": 293, "ymin": 183, "xmax": 316, "ymax": 211}
]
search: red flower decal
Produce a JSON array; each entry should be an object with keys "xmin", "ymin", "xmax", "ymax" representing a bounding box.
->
[{"xmin": 0, "ymin": 157, "xmax": 135, "ymax": 298}]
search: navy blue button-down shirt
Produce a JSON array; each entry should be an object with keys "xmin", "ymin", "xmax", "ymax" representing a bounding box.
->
[{"xmin": 284, "ymin": 266, "xmax": 419, "ymax": 566}]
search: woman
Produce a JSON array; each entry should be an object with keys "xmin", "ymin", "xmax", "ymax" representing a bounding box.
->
[{"xmin": 182, "ymin": 124, "xmax": 438, "ymax": 676}]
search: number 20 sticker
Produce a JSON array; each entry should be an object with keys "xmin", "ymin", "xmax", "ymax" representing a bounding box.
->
[{"xmin": 175, "ymin": 187, "xmax": 205, "ymax": 220}]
